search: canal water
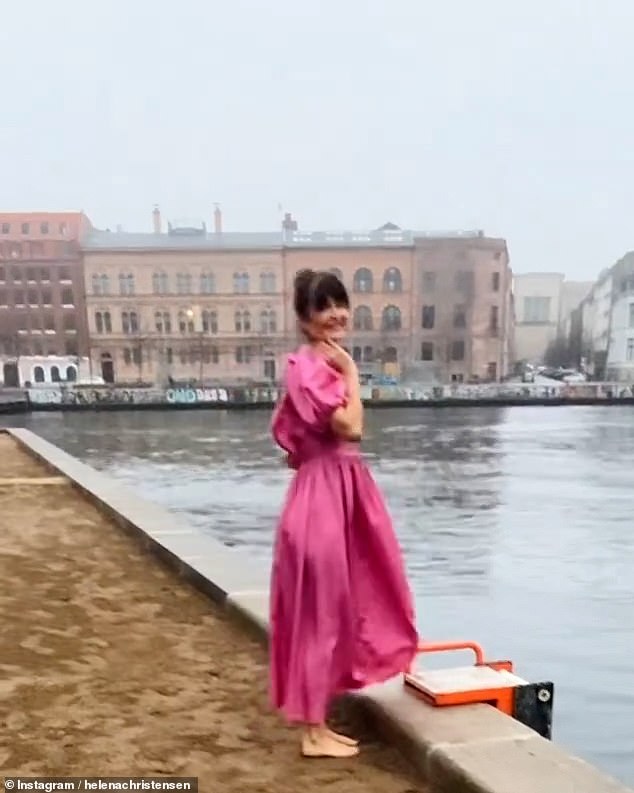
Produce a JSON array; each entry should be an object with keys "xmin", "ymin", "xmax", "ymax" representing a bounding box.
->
[{"xmin": 4, "ymin": 406, "xmax": 634, "ymax": 785}]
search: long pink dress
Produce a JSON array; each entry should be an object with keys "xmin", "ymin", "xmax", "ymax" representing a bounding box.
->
[{"xmin": 269, "ymin": 346, "xmax": 419, "ymax": 724}]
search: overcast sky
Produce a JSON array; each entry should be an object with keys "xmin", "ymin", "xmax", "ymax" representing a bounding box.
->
[{"xmin": 2, "ymin": 0, "xmax": 634, "ymax": 279}]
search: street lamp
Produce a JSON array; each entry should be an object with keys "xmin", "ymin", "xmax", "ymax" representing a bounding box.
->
[{"xmin": 186, "ymin": 308, "xmax": 204, "ymax": 385}]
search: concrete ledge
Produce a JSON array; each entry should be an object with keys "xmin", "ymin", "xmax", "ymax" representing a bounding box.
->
[{"xmin": 5, "ymin": 427, "xmax": 632, "ymax": 793}]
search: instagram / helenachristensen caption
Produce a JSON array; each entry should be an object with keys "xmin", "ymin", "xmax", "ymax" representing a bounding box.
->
[{"xmin": 3, "ymin": 779, "xmax": 198, "ymax": 792}]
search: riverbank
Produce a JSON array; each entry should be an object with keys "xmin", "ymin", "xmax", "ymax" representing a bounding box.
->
[
  {"xmin": 0, "ymin": 433, "xmax": 424, "ymax": 791},
  {"xmin": 3, "ymin": 427, "xmax": 631, "ymax": 793}
]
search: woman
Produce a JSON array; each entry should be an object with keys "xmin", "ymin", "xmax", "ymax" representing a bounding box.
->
[{"xmin": 270, "ymin": 269, "xmax": 418, "ymax": 758}]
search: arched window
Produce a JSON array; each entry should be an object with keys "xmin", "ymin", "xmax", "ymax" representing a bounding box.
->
[
  {"xmin": 353, "ymin": 305, "xmax": 373, "ymax": 331},
  {"xmin": 152, "ymin": 272, "xmax": 169, "ymax": 294},
  {"xmin": 202, "ymin": 310, "xmax": 218, "ymax": 334},
  {"xmin": 384, "ymin": 346, "xmax": 398, "ymax": 363},
  {"xmin": 121, "ymin": 311, "xmax": 139, "ymax": 334},
  {"xmin": 329, "ymin": 268, "xmax": 343, "ymax": 281},
  {"xmin": 353, "ymin": 268, "xmax": 373, "ymax": 293},
  {"xmin": 50, "ymin": 365, "xmax": 61, "ymax": 383},
  {"xmin": 66, "ymin": 366, "xmax": 77, "ymax": 382},
  {"xmin": 382, "ymin": 305, "xmax": 402, "ymax": 331},
  {"xmin": 233, "ymin": 272, "xmax": 250, "ymax": 294},
  {"xmin": 33, "ymin": 365, "xmax": 45, "ymax": 383},
  {"xmin": 155, "ymin": 311, "xmax": 171, "ymax": 333},
  {"xmin": 118, "ymin": 273, "xmax": 135, "ymax": 295},
  {"xmin": 259, "ymin": 271, "xmax": 276, "ymax": 293},
  {"xmin": 234, "ymin": 309, "xmax": 251, "ymax": 332},
  {"xmin": 200, "ymin": 272, "xmax": 215, "ymax": 294},
  {"xmin": 260, "ymin": 309, "xmax": 277, "ymax": 333},
  {"xmin": 176, "ymin": 273, "xmax": 192, "ymax": 294},
  {"xmin": 178, "ymin": 310, "xmax": 194, "ymax": 334},
  {"xmin": 383, "ymin": 267, "xmax": 402, "ymax": 293}
]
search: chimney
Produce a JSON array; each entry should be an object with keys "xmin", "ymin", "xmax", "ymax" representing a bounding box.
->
[
  {"xmin": 213, "ymin": 204, "xmax": 222, "ymax": 234},
  {"xmin": 282, "ymin": 212, "xmax": 298, "ymax": 232},
  {"xmin": 152, "ymin": 205, "xmax": 162, "ymax": 234}
]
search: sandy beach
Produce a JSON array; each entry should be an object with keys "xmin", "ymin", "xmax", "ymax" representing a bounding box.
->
[{"xmin": 0, "ymin": 434, "xmax": 425, "ymax": 792}]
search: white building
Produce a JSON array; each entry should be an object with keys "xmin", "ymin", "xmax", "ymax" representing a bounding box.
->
[{"xmin": 0, "ymin": 355, "xmax": 95, "ymax": 388}]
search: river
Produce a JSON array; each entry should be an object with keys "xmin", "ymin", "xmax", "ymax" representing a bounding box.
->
[{"xmin": 3, "ymin": 406, "xmax": 634, "ymax": 785}]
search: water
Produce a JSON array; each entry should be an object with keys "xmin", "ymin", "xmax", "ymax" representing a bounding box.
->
[{"xmin": 3, "ymin": 406, "xmax": 634, "ymax": 785}]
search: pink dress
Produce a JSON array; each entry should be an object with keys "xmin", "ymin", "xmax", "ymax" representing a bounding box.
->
[{"xmin": 269, "ymin": 346, "xmax": 419, "ymax": 724}]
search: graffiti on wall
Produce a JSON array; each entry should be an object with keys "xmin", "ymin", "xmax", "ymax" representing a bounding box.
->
[{"xmin": 26, "ymin": 385, "xmax": 280, "ymax": 407}]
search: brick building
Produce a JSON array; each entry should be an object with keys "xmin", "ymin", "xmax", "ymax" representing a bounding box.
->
[
  {"xmin": 0, "ymin": 212, "xmax": 92, "ymax": 381},
  {"xmin": 80, "ymin": 210, "xmax": 513, "ymax": 386}
]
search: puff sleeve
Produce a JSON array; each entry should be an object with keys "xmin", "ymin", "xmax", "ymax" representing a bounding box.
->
[{"xmin": 285, "ymin": 352, "xmax": 346, "ymax": 431}]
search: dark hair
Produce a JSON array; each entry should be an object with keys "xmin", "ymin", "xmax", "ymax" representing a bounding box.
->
[{"xmin": 293, "ymin": 269, "xmax": 350, "ymax": 322}]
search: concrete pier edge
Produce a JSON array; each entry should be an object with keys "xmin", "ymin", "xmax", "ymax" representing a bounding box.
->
[{"xmin": 4, "ymin": 426, "xmax": 632, "ymax": 793}]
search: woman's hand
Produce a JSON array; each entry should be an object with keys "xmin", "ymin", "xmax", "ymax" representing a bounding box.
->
[{"xmin": 318, "ymin": 340, "xmax": 357, "ymax": 376}]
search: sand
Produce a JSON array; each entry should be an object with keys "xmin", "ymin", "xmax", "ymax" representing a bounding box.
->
[{"xmin": 0, "ymin": 435, "xmax": 426, "ymax": 792}]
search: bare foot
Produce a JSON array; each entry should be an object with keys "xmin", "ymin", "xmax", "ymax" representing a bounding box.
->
[
  {"xmin": 302, "ymin": 729, "xmax": 360, "ymax": 758},
  {"xmin": 326, "ymin": 727, "xmax": 359, "ymax": 747}
]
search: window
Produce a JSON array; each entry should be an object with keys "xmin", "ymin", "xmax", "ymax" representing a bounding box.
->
[
  {"xmin": 381, "ymin": 305, "xmax": 402, "ymax": 331},
  {"xmin": 132, "ymin": 347, "xmax": 142, "ymax": 365},
  {"xmin": 233, "ymin": 272, "xmax": 250, "ymax": 294},
  {"xmin": 33, "ymin": 366, "xmax": 45, "ymax": 383},
  {"xmin": 490, "ymin": 305, "xmax": 499, "ymax": 335},
  {"xmin": 421, "ymin": 342, "xmax": 434, "ymax": 361},
  {"xmin": 63, "ymin": 314, "xmax": 76, "ymax": 331},
  {"xmin": 92, "ymin": 273, "xmax": 109, "ymax": 295},
  {"xmin": 523, "ymin": 296, "xmax": 551, "ymax": 324},
  {"xmin": 235, "ymin": 309, "xmax": 251, "ymax": 332},
  {"xmin": 40, "ymin": 222, "xmax": 49, "ymax": 235},
  {"xmin": 178, "ymin": 310, "xmax": 194, "ymax": 334},
  {"xmin": 235, "ymin": 345, "xmax": 252, "ymax": 364},
  {"xmin": 486, "ymin": 362, "xmax": 498, "ymax": 381},
  {"xmin": 384, "ymin": 346, "xmax": 398, "ymax": 363},
  {"xmin": 59, "ymin": 222, "xmax": 67, "ymax": 236},
  {"xmin": 0, "ymin": 288, "xmax": 7, "ymax": 306},
  {"xmin": 627, "ymin": 338, "xmax": 634, "ymax": 362},
  {"xmin": 353, "ymin": 268, "xmax": 373, "ymax": 293},
  {"xmin": 123, "ymin": 348, "xmax": 132, "ymax": 365},
  {"xmin": 59, "ymin": 266, "xmax": 70, "ymax": 281},
  {"xmin": 492, "ymin": 272, "xmax": 500, "ymax": 292},
  {"xmin": 629, "ymin": 303, "xmax": 634, "ymax": 328},
  {"xmin": 453, "ymin": 305, "xmax": 466, "ymax": 329},
  {"xmin": 0, "ymin": 266, "xmax": 4, "ymax": 281},
  {"xmin": 165, "ymin": 347, "xmax": 174, "ymax": 365},
  {"xmin": 202, "ymin": 310, "xmax": 218, "ymax": 334},
  {"xmin": 26, "ymin": 267, "xmax": 36, "ymax": 282},
  {"xmin": 95, "ymin": 311, "xmax": 112, "ymax": 334},
  {"xmin": 451, "ymin": 340, "xmax": 465, "ymax": 361},
  {"xmin": 422, "ymin": 305, "xmax": 435, "ymax": 329},
  {"xmin": 40, "ymin": 267, "xmax": 51, "ymax": 282},
  {"xmin": 12, "ymin": 267, "xmax": 22, "ymax": 282},
  {"xmin": 152, "ymin": 272, "xmax": 169, "ymax": 294},
  {"xmin": 66, "ymin": 366, "xmax": 77, "ymax": 382},
  {"xmin": 119, "ymin": 273, "xmax": 135, "ymax": 296},
  {"xmin": 51, "ymin": 366, "xmax": 61, "ymax": 382},
  {"xmin": 27, "ymin": 288, "xmax": 38, "ymax": 305},
  {"xmin": 43, "ymin": 313, "xmax": 55, "ymax": 332},
  {"xmin": 65, "ymin": 339, "xmax": 78, "ymax": 356},
  {"xmin": 353, "ymin": 305, "xmax": 373, "ymax": 331},
  {"xmin": 121, "ymin": 311, "xmax": 139, "ymax": 334},
  {"xmin": 353, "ymin": 346, "xmax": 362, "ymax": 363},
  {"xmin": 61, "ymin": 287, "xmax": 74, "ymax": 305},
  {"xmin": 21, "ymin": 223, "xmax": 30, "ymax": 235},
  {"xmin": 455, "ymin": 270, "xmax": 474, "ymax": 293},
  {"xmin": 14, "ymin": 288, "xmax": 25, "ymax": 305},
  {"xmin": 260, "ymin": 309, "xmax": 277, "ymax": 333},
  {"xmin": 176, "ymin": 272, "xmax": 192, "ymax": 294},
  {"xmin": 155, "ymin": 311, "xmax": 171, "ymax": 333},
  {"xmin": 363, "ymin": 346, "xmax": 373, "ymax": 362},
  {"xmin": 210, "ymin": 345, "xmax": 219, "ymax": 364},
  {"xmin": 383, "ymin": 267, "xmax": 402, "ymax": 293},
  {"xmin": 1, "ymin": 223, "xmax": 9, "ymax": 234},
  {"xmin": 200, "ymin": 272, "xmax": 215, "ymax": 294},
  {"xmin": 260, "ymin": 271, "xmax": 276, "ymax": 293},
  {"xmin": 41, "ymin": 287, "xmax": 52, "ymax": 305}
]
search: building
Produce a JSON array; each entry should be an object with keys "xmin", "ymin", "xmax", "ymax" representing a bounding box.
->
[
  {"xmin": 512, "ymin": 273, "xmax": 565, "ymax": 364},
  {"xmin": 0, "ymin": 354, "xmax": 93, "ymax": 388},
  {"xmin": 82, "ymin": 208, "xmax": 286, "ymax": 385},
  {"xmin": 81, "ymin": 210, "xmax": 514, "ymax": 385},
  {"xmin": 412, "ymin": 234, "xmax": 513, "ymax": 383},
  {"xmin": 568, "ymin": 253, "xmax": 634, "ymax": 382},
  {"xmin": 0, "ymin": 211, "xmax": 92, "ymax": 365}
]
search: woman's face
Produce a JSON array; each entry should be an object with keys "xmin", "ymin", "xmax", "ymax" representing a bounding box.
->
[{"xmin": 302, "ymin": 301, "xmax": 350, "ymax": 343}]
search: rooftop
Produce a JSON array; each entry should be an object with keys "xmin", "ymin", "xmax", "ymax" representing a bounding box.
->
[{"xmin": 83, "ymin": 227, "xmax": 487, "ymax": 251}]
